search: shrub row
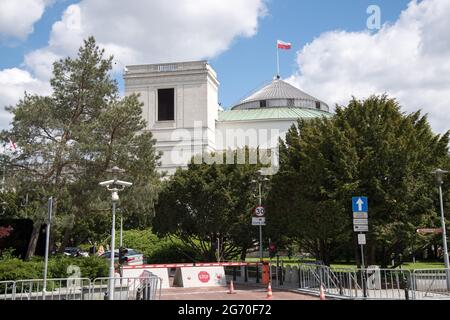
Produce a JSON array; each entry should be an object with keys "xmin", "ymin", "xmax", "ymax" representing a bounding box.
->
[{"xmin": 0, "ymin": 255, "xmax": 108, "ymax": 281}]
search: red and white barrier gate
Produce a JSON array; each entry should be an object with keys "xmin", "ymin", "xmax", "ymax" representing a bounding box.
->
[{"xmin": 122, "ymin": 262, "xmax": 259, "ymax": 289}]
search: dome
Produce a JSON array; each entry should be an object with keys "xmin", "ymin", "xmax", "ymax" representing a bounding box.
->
[{"xmin": 231, "ymin": 78, "xmax": 329, "ymax": 112}]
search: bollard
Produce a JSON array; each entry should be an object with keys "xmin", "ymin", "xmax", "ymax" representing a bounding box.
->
[
  {"xmin": 403, "ymin": 273, "xmax": 410, "ymax": 300},
  {"xmin": 244, "ymin": 265, "xmax": 248, "ymax": 282},
  {"xmin": 278, "ymin": 266, "xmax": 284, "ymax": 286},
  {"xmin": 256, "ymin": 265, "xmax": 260, "ymax": 284},
  {"xmin": 362, "ymin": 270, "xmax": 367, "ymax": 298}
]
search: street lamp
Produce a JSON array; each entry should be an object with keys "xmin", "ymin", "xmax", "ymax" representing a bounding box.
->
[
  {"xmin": 99, "ymin": 166, "xmax": 132, "ymax": 300},
  {"xmin": 252, "ymin": 169, "xmax": 270, "ymax": 260},
  {"xmin": 432, "ymin": 168, "xmax": 450, "ymax": 290},
  {"xmin": 117, "ymin": 208, "xmax": 123, "ymax": 248}
]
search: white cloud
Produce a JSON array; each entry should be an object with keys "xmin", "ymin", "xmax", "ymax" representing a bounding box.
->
[
  {"xmin": 0, "ymin": 0, "xmax": 53, "ymax": 40},
  {"xmin": 287, "ymin": 0, "xmax": 450, "ymax": 134},
  {"xmin": 22, "ymin": 0, "xmax": 267, "ymax": 76},
  {"xmin": 0, "ymin": 0, "xmax": 266, "ymax": 129},
  {"xmin": 0, "ymin": 68, "xmax": 51, "ymax": 128}
]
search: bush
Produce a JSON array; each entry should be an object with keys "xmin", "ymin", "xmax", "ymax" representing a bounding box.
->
[
  {"xmin": 47, "ymin": 255, "xmax": 108, "ymax": 279},
  {"xmin": 0, "ymin": 258, "xmax": 42, "ymax": 281},
  {"xmin": 147, "ymin": 242, "xmax": 200, "ymax": 264},
  {"xmin": 75, "ymin": 256, "xmax": 109, "ymax": 279},
  {"xmin": 0, "ymin": 255, "xmax": 108, "ymax": 281},
  {"xmin": 121, "ymin": 229, "xmax": 200, "ymax": 264}
]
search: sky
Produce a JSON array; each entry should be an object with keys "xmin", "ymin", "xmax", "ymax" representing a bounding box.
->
[{"xmin": 0, "ymin": 0, "xmax": 449, "ymax": 133}]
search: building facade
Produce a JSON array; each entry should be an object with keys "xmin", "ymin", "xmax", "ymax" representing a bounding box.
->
[{"xmin": 124, "ymin": 61, "xmax": 331, "ymax": 175}]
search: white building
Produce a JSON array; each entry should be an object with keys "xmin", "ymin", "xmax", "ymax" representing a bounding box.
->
[{"xmin": 124, "ymin": 61, "xmax": 331, "ymax": 175}]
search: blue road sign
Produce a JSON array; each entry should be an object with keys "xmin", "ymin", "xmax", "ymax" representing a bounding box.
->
[{"xmin": 352, "ymin": 197, "xmax": 368, "ymax": 213}]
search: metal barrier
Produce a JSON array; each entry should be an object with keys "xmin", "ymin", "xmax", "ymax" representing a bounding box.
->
[
  {"xmin": 215, "ymin": 262, "xmax": 450, "ymax": 300},
  {"xmin": 0, "ymin": 274, "xmax": 161, "ymax": 301},
  {"xmin": 0, "ymin": 281, "xmax": 15, "ymax": 300},
  {"xmin": 91, "ymin": 274, "xmax": 161, "ymax": 300},
  {"xmin": 224, "ymin": 263, "xmax": 261, "ymax": 284},
  {"xmin": 295, "ymin": 264, "xmax": 414, "ymax": 300},
  {"xmin": 7, "ymin": 278, "xmax": 91, "ymax": 300},
  {"xmin": 412, "ymin": 269, "xmax": 450, "ymax": 300}
]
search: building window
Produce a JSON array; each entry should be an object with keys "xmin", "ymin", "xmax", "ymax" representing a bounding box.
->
[
  {"xmin": 315, "ymin": 101, "xmax": 321, "ymax": 110},
  {"xmin": 287, "ymin": 99, "xmax": 295, "ymax": 107},
  {"xmin": 260, "ymin": 100, "xmax": 267, "ymax": 108},
  {"xmin": 158, "ymin": 88, "xmax": 175, "ymax": 121}
]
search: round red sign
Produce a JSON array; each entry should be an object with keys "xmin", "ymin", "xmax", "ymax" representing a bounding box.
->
[{"xmin": 198, "ymin": 271, "xmax": 210, "ymax": 283}]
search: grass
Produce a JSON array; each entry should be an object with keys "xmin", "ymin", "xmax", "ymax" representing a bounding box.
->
[{"xmin": 245, "ymin": 256, "xmax": 446, "ymax": 270}]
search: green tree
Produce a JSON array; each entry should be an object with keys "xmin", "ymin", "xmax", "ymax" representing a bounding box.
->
[
  {"xmin": 268, "ymin": 95, "xmax": 450, "ymax": 266},
  {"xmin": 153, "ymin": 150, "xmax": 264, "ymax": 262},
  {"xmin": 0, "ymin": 37, "xmax": 160, "ymax": 258}
]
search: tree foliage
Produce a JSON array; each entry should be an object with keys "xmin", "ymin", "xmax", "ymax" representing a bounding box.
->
[
  {"xmin": 0, "ymin": 37, "xmax": 160, "ymax": 256},
  {"xmin": 267, "ymin": 95, "xmax": 450, "ymax": 266},
  {"xmin": 153, "ymin": 150, "xmax": 264, "ymax": 262}
]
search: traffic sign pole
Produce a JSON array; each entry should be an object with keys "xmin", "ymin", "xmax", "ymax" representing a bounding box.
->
[
  {"xmin": 258, "ymin": 184, "xmax": 263, "ymax": 260},
  {"xmin": 353, "ymin": 197, "xmax": 368, "ymax": 298},
  {"xmin": 360, "ymin": 233, "xmax": 365, "ymax": 269}
]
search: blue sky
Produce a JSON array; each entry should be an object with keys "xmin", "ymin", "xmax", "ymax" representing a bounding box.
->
[
  {"xmin": 0, "ymin": 0, "xmax": 449, "ymax": 132},
  {"xmin": 211, "ymin": 0, "xmax": 411, "ymax": 107}
]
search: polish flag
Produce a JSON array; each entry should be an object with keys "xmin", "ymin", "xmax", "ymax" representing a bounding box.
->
[
  {"xmin": 8, "ymin": 138, "xmax": 17, "ymax": 150},
  {"xmin": 277, "ymin": 40, "xmax": 292, "ymax": 50}
]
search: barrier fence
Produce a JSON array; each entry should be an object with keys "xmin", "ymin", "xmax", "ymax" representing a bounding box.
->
[
  {"xmin": 224, "ymin": 262, "xmax": 450, "ymax": 300},
  {"xmin": 411, "ymin": 269, "xmax": 450, "ymax": 300},
  {"xmin": 2, "ymin": 262, "xmax": 450, "ymax": 300},
  {"xmin": 0, "ymin": 275, "xmax": 161, "ymax": 301}
]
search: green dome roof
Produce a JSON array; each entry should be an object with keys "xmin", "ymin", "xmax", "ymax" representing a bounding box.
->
[{"xmin": 218, "ymin": 107, "xmax": 332, "ymax": 122}]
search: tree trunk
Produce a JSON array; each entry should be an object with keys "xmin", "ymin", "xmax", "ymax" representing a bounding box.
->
[
  {"xmin": 240, "ymin": 246, "xmax": 247, "ymax": 261},
  {"xmin": 59, "ymin": 215, "xmax": 75, "ymax": 253},
  {"xmin": 369, "ymin": 243, "xmax": 376, "ymax": 266},
  {"xmin": 25, "ymin": 222, "xmax": 42, "ymax": 260}
]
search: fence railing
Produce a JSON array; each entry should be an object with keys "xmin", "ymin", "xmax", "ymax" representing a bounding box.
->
[
  {"xmin": 411, "ymin": 269, "xmax": 450, "ymax": 300},
  {"xmin": 229, "ymin": 262, "xmax": 450, "ymax": 300},
  {"xmin": 0, "ymin": 275, "xmax": 161, "ymax": 301}
]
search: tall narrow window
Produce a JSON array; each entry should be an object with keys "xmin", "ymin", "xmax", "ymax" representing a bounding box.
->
[
  {"xmin": 158, "ymin": 88, "xmax": 175, "ymax": 121},
  {"xmin": 315, "ymin": 101, "xmax": 321, "ymax": 110}
]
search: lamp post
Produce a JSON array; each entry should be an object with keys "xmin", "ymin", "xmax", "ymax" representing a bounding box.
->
[
  {"xmin": 42, "ymin": 197, "xmax": 53, "ymax": 297},
  {"xmin": 432, "ymin": 169, "xmax": 450, "ymax": 290},
  {"xmin": 99, "ymin": 166, "xmax": 132, "ymax": 300},
  {"xmin": 252, "ymin": 169, "xmax": 270, "ymax": 260},
  {"xmin": 118, "ymin": 209, "xmax": 123, "ymax": 248}
]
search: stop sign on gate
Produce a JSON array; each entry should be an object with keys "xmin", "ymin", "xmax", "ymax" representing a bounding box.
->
[{"xmin": 198, "ymin": 271, "xmax": 210, "ymax": 283}]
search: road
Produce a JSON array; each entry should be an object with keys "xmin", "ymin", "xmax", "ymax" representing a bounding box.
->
[{"xmin": 160, "ymin": 283, "xmax": 318, "ymax": 300}]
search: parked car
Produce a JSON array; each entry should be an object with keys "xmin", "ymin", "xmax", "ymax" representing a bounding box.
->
[
  {"xmin": 101, "ymin": 248, "xmax": 144, "ymax": 266},
  {"xmin": 63, "ymin": 247, "xmax": 89, "ymax": 257}
]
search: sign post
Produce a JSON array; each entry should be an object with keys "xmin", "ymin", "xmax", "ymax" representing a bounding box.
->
[
  {"xmin": 352, "ymin": 196, "xmax": 368, "ymax": 298},
  {"xmin": 252, "ymin": 205, "xmax": 266, "ymax": 261}
]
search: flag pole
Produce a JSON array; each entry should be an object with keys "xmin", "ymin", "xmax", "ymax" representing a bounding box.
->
[{"xmin": 276, "ymin": 45, "xmax": 280, "ymax": 78}]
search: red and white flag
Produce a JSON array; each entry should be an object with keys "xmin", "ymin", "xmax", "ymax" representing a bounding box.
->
[
  {"xmin": 277, "ymin": 40, "xmax": 292, "ymax": 50},
  {"xmin": 8, "ymin": 138, "xmax": 17, "ymax": 151}
]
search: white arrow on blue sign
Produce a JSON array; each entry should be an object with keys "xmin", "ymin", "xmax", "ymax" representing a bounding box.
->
[{"xmin": 352, "ymin": 197, "xmax": 368, "ymax": 213}]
